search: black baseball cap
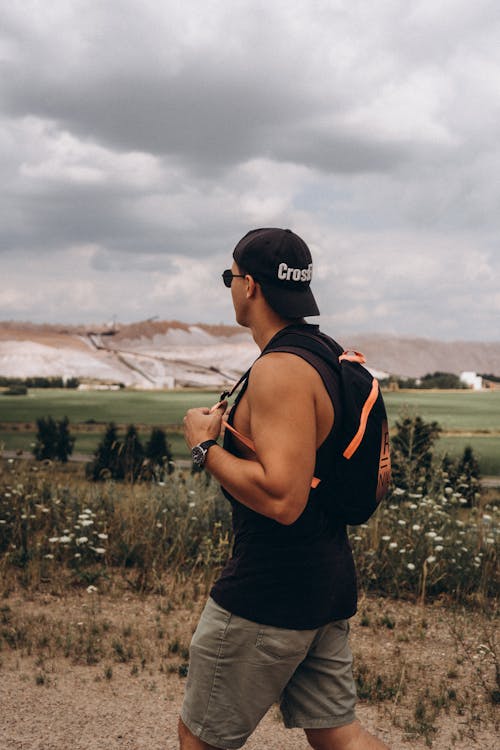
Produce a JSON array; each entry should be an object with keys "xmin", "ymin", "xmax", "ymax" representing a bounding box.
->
[{"xmin": 232, "ymin": 227, "xmax": 320, "ymax": 318}]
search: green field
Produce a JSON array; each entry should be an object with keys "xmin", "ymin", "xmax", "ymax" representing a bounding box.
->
[
  {"xmin": 1, "ymin": 388, "xmax": 499, "ymax": 472},
  {"xmin": 0, "ymin": 388, "xmax": 221, "ymax": 425},
  {"xmin": 383, "ymin": 390, "xmax": 500, "ymax": 431}
]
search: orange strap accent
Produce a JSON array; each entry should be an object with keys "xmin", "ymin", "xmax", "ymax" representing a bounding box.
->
[
  {"xmin": 222, "ymin": 420, "xmax": 321, "ymax": 488},
  {"xmin": 343, "ymin": 378, "xmax": 379, "ymax": 459},
  {"xmin": 339, "ymin": 350, "xmax": 366, "ymax": 364},
  {"xmin": 222, "ymin": 420, "xmax": 256, "ymax": 452}
]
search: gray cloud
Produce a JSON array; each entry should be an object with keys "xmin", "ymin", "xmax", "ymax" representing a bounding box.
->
[{"xmin": 1, "ymin": 1, "xmax": 499, "ymax": 339}]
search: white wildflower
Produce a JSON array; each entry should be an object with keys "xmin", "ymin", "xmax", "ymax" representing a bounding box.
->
[
  {"xmin": 59, "ymin": 535, "xmax": 71, "ymax": 544},
  {"xmin": 44, "ymin": 554, "xmax": 54, "ymax": 559},
  {"xmin": 398, "ymin": 520, "xmax": 406, "ymax": 526},
  {"xmin": 49, "ymin": 537, "xmax": 59, "ymax": 543},
  {"xmin": 381, "ymin": 535, "xmax": 390, "ymax": 541},
  {"xmin": 389, "ymin": 542, "xmax": 397, "ymax": 549},
  {"xmin": 86, "ymin": 585, "xmax": 98, "ymax": 593},
  {"xmin": 80, "ymin": 519, "xmax": 93, "ymax": 527},
  {"xmin": 426, "ymin": 556, "xmax": 436, "ymax": 564},
  {"xmin": 435, "ymin": 545, "xmax": 444, "ymax": 552},
  {"xmin": 426, "ymin": 531, "xmax": 437, "ymax": 538},
  {"xmin": 94, "ymin": 547, "xmax": 106, "ymax": 554},
  {"xmin": 76, "ymin": 537, "xmax": 88, "ymax": 545},
  {"xmin": 97, "ymin": 533, "xmax": 108, "ymax": 539},
  {"xmin": 412, "ymin": 525, "xmax": 421, "ymax": 531},
  {"xmin": 407, "ymin": 563, "xmax": 416, "ymax": 570}
]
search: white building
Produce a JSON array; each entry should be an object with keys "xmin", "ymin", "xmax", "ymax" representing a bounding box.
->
[{"xmin": 460, "ymin": 371, "xmax": 483, "ymax": 390}]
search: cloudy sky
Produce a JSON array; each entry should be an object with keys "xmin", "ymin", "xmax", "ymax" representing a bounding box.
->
[{"xmin": 1, "ymin": 0, "xmax": 499, "ymax": 340}]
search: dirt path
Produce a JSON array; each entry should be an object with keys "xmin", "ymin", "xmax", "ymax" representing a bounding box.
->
[{"xmin": 0, "ymin": 592, "xmax": 497, "ymax": 749}]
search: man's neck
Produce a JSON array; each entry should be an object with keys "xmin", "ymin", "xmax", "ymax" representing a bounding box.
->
[{"xmin": 250, "ymin": 317, "xmax": 307, "ymax": 351}]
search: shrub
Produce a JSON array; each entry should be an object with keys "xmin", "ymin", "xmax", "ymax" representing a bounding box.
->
[
  {"xmin": 3, "ymin": 385, "xmax": 28, "ymax": 396},
  {"xmin": 32, "ymin": 416, "xmax": 74, "ymax": 462},
  {"xmin": 86, "ymin": 423, "xmax": 122, "ymax": 481},
  {"xmin": 391, "ymin": 414, "xmax": 441, "ymax": 493},
  {"xmin": 143, "ymin": 427, "xmax": 174, "ymax": 480}
]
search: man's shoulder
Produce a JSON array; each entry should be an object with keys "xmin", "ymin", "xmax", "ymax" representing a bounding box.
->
[{"xmin": 248, "ymin": 350, "xmax": 322, "ymax": 395}]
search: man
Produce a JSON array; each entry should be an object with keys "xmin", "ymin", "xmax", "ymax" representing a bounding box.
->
[{"xmin": 180, "ymin": 228, "xmax": 389, "ymax": 750}]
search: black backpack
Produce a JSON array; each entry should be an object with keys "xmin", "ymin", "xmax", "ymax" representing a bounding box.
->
[{"xmin": 259, "ymin": 325, "xmax": 391, "ymax": 525}]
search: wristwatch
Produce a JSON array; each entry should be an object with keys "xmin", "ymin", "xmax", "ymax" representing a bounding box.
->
[{"xmin": 191, "ymin": 439, "xmax": 218, "ymax": 468}]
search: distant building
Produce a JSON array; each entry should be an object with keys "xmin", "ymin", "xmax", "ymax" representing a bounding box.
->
[{"xmin": 460, "ymin": 371, "xmax": 483, "ymax": 390}]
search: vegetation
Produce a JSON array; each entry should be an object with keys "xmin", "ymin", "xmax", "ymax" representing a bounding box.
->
[
  {"xmin": 0, "ymin": 376, "xmax": 80, "ymax": 388},
  {"xmin": 86, "ymin": 423, "xmax": 174, "ymax": 482},
  {"xmin": 2, "ymin": 384, "xmax": 28, "ymax": 396},
  {"xmin": 32, "ymin": 416, "xmax": 75, "ymax": 463},
  {"xmin": 0, "ymin": 423, "xmax": 497, "ymax": 603},
  {"xmin": 390, "ymin": 414, "xmax": 442, "ymax": 493},
  {"xmin": 0, "ymin": 426, "xmax": 498, "ymax": 747},
  {"xmin": 381, "ymin": 371, "xmax": 467, "ymax": 389},
  {"xmin": 1, "ymin": 389, "xmax": 500, "ymax": 476}
]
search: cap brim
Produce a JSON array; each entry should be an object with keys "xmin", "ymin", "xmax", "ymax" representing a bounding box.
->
[{"xmin": 259, "ymin": 280, "xmax": 320, "ymax": 318}]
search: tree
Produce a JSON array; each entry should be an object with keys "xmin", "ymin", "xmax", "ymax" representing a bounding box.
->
[
  {"xmin": 55, "ymin": 416, "xmax": 75, "ymax": 462},
  {"xmin": 86, "ymin": 422, "xmax": 122, "ymax": 480},
  {"xmin": 419, "ymin": 372, "xmax": 466, "ymax": 389},
  {"xmin": 143, "ymin": 427, "xmax": 174, "ymax": 480},
  {"xmin": 391, "ymin": 414, "xmax": 441, "ymax": 493},
  {"xmin": 119, "ymin": 424, "xmax": 145, "ymax": 482},
  {"xmin": 33, "ymin": 417, "xmax": 59, "ymax": 460},
  {"xmin": 456, "ymin": 445, "xmax": 481, "ymax": 506}
]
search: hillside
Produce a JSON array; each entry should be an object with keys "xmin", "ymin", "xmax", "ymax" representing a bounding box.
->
[{"xmin": 0, "ymin": 321, "xmax": 499, "ymax": 387}]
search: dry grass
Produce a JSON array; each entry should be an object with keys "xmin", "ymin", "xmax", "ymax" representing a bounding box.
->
[
  {"xmin": 0, "ymin": 584, "xmax": 498, "ymax": 748},
  {"xmin": 1, "ymin": 457, "xmax": 499, "ymax": 747}
]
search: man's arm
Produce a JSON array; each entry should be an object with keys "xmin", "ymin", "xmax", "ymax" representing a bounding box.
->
[{"xmin": 183, "ymin": 353, "xmax": 317, "ymax": 525}]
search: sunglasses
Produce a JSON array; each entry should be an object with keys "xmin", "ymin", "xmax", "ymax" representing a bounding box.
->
[{"xmin": 222, "ymin": 269, "xmax": 246, "ymax": 288}]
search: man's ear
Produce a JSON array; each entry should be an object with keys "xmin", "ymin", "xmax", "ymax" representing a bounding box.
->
[{"xmin": 245, "ymin": 275, "xmax": 258, "ymax": 299}]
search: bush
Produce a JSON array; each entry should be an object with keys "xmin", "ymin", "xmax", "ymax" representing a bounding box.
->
[
  {"xmin": 143, "ymin": 427, "xmax": 174, "ymax": 480},
  {"xmin": 87, "ymin": 424, "xmax": 175, "ymax": 482},
  {"xmin": 32, "ymin": 416, "xmax": 74, "ymax": 462},
  {"xmin": 390, "ymin": 414, "xmax": 441, "ymax": 493},
  {"xmin": 86, "ymin": 423, "xmax": 122, "ymax": 481},
  {"xmin": 3, "ymin": 385, "xmax": 28, "ymax": 396}
]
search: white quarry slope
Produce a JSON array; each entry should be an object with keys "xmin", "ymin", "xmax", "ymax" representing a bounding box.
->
[
  {"xmin": 0, "ymin": 322, "xmax": 259, "ymax": 388},
  {"xmin": 0, "ymin": 321, "xmax": 499, "ymax": 387}
]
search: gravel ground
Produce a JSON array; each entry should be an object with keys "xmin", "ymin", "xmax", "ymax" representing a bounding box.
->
[{"xmin": 0, "ymin": 592, "xmax": 497, "ymax": 749}]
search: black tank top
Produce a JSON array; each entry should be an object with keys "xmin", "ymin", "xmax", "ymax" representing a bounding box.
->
[{"xmin": 210, "ymin": 324, "xmax": 357, "ymax": 629}]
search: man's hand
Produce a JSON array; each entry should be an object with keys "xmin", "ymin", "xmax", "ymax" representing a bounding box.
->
[{"xmin": 183, "ymin": 402, "xmax": 227, "ymax": 449}]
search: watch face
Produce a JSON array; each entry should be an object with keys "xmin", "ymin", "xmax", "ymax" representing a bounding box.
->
[{"xmin": 191, "ymin": 445, "xmax": 205, "ymax": 467}]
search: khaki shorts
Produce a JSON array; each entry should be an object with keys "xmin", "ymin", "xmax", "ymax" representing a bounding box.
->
[{"xmin": 180, "ymin": 598, "xmax": 357, "ymax": 749}]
